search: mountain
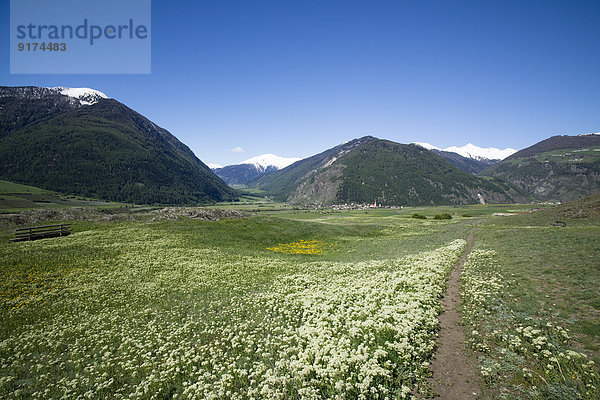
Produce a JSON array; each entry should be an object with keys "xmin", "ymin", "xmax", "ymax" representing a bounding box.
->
[
  {"xmin": 415, "ymin": 142, "xmax": 517, "ymax": 161},
  {"xmin": 480, "ymin": 134, "xmax": 600, "ymax": 202},
  {"xmin": 0, "ymin": 86, "xmax": 237, "ymax": 205},
  {"xmin": 212, "ymin": 154, "xmax": 301, "ymax": 186},
  {"xmin": 251, "ymin": 136, "xmax": 377, "ymax": 200},
  {"xmin": 430, "ymin": 149, "xmax": 498, "ymax": 174},
  {"xmin": 253, "ymin": 136, "xmax": 527, "ymax": 205},
  {"xmin": 0, "ymin": 87, "xmax": 107, "ymax": 137},
  {"xmin": 414, "ymin": 142, "xmax": 517, "ymax": 174},
  {"xmin": 240, "ymin": 154, "xmax": 301, "ymax": 171},
  {"xmin": 213, "ymin": 164, "xmax": 279, "ymax": 186}
]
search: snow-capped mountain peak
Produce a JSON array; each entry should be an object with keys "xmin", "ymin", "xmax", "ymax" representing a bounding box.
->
[
  {"xmin": 415, "ymin": 142, "xmax": 517, "ymax": 160},
  {"xmin": 445, "ymin": 143, "xmax": 517, "ymax": 160},
  {"xmin": 211, "ymin": 154, "xmax": 302, "ymax": 185},
  {"xmin": 51, "ymin": 87, "xmax": 109, "ymax": 105},
  {"xmin": 240, "ymin": 153, "xmax": 301, "ymax": 171}
]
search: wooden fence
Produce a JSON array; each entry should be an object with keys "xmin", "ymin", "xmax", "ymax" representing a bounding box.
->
[{"xmin": 9, "ymin": 224, "xmax": 71, "ymax": 243}]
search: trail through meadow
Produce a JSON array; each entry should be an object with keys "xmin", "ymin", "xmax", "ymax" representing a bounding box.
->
[{"xmin": 428, "ymin": 223, "xmax": 483, "ymax": 399}]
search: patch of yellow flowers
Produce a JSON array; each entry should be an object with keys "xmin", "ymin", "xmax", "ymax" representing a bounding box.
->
[
  {"xmin": 267, "ymin": 239, "xmax": 330, "ymax": 255},
  {"xmin": 1, "ymin": 266, "xmax": 96, "ymax": 311}
]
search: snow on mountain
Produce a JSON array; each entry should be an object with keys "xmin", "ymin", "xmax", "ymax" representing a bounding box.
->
[
  {"xmin": 51, "ymin": 87, "xmax": 109, "ymax": 105},
  {"xmin": 444, "ymin": 143, "xmax": 517, "ymax": 160},
  {"xmin": 413, "ymin": 142, "xmax": 441, "ymax": 151},
  {"xmin": 206, "ymin": 163, "xmax": 223, "ymax": 169},
  {"xmin": 239, "ymin": 153, "xmax": 301, "ymax": 171},
  {"xmin": 415, "ymin": 142, "xmax": 517, "ymax": 160}
]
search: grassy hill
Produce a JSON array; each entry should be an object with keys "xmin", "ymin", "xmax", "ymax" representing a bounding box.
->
[
  {"xmin": 0, "ymin": 180, "xmax": 120, "ymax": 211},
  {"xmin": 0, "ymin": 180, "xmax": 53, "ymax": 195},
  {"xmin": 0, "ymin": 88, "xmax": 237, "ymax": 205}
]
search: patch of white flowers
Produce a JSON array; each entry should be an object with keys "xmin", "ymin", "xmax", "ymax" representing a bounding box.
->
[{"xmin": 0, "ymin": 226, "xmax": 465, "ymax": 399}]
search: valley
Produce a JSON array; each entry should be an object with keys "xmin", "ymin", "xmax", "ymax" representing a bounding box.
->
[
  {"xmin": 1, "ymin": 199, "xmax": 599, "ymax": 399},
  {"xmin": 1, "ymin": 86, "xmax": 599, "ymax": 400}
]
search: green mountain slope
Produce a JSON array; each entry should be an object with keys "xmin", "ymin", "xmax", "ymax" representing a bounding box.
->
[
  {"xmin": 0, "ymin": 87, "xmax": 236, "ymax": 205},
  {"xmin": 480, "ymin": 137, "xmax": 600, "ymax": 202},
  {"xmin": 258, "ymin": 138, "xmax": 527, "ymax": 205},
  {"xmin": 0, "ymin": 87, "xmax": 81, "ymax": 138}
]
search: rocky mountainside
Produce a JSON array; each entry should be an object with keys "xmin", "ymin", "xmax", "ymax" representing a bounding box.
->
[
  {"xmin": 251, "ymin": 136, "xmax": 377, "ymax": 200},
  {"xmin": 480, "ymin": 134, "xmax": 600, "ymax": 202}
]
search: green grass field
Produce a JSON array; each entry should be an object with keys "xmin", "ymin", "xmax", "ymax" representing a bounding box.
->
[
  {"xmin": 461, "ymin": 201, "xmax": 600, "ymax": 399},
  {"xmin": 0, "ymin": 180, "xmax": 55, "ymax": 195},
  {"xmin": 0, "ymin": 201, "xmax": 598, "ymax": 399},
  {"xmin": 0, "ymin": 180, "xmax": 121, "ymax": 213}
]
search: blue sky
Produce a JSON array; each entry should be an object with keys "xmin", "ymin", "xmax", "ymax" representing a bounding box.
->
[{"xmin": 2, "ymin": 0, "xmax": 600, "ymax": 166}]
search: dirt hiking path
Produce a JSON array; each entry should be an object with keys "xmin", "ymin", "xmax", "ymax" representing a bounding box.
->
[{"xmin": 427, "ymin": 222, "xmax": 483, "ymax": 399}]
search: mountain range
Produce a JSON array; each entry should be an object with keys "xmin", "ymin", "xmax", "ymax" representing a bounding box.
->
[
  {"xmin": 2, "ymin": 85, "xmax": 599, "ymax": 207},
  {"xmin": 226, "ymin": 135, "xmax": 598, "ymax": 205},
  {"xmin": 414, "ymin": 142, "xmax": 517, "ymax": 160},
  {"xmin": 413, "ymin": 142, "xmax": 517, "ymax": 174},
  {"xmin": 249, "ymin": 136, "xmax": 527, "ymax": 205},
  {"xmin": 214, "ymin": 142, "xmax": 515, "ymax": 184}
]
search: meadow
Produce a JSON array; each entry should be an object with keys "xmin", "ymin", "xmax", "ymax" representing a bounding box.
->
[
  {"xmin": 460, "ymin": 201, "xmax": 600, "ymax": 399},
  {"xmin": 0, "ymin": 203, "xmax": 598, "ymax": 399}
]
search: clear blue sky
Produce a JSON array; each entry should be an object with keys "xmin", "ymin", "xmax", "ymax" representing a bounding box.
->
[{"xmin": 2, "ymin": 0, "xmax": 600, "ymax": 166}]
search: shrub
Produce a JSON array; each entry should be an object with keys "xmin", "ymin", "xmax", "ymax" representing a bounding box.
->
[
  {"xmin": 411, "ymin": 213, "xmax": 427, "ymax": 219},
  {"xmin": 433, "ymin": 213, "xmax": 452, "ymax": 220}
]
